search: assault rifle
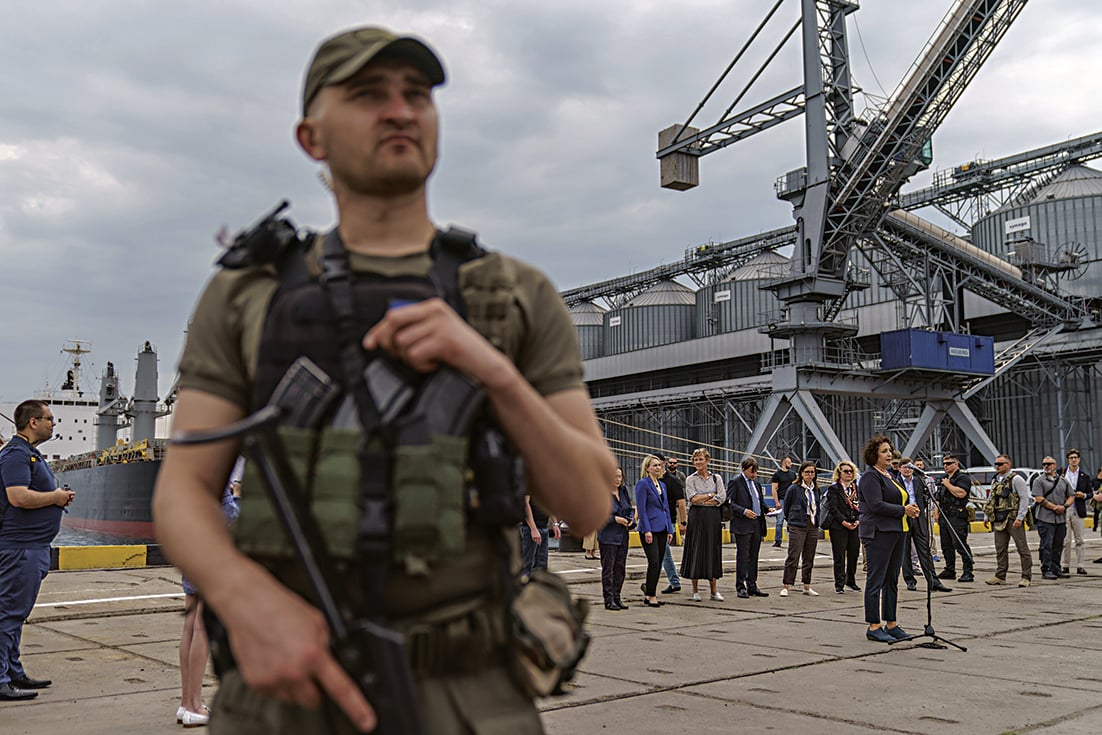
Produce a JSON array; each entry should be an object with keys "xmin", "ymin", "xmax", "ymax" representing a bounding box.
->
[{"xmin": 172, "ymin": 356, "xmax": 425, "ymax": 734}]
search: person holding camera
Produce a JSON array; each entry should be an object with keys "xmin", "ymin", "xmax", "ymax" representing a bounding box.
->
[
  {"xmin": 599, "ymin": 467, "xmax": 635, "ymax": 610},
  {"xmin": 983, "ymin": 454, "xmax": 1033, "ymax": 587},
  {"xmin": 680, "ymin": 448, "xmax": 725, "ymax": 602}
]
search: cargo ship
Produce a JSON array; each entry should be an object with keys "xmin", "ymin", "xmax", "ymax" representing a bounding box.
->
[{"xmin": 1, "ymin": 341, "xmax": 173, "ymax": 542}]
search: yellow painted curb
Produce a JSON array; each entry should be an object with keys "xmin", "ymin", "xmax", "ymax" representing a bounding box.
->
[{"xmin": 56, "ymin": 545, "xmax": 148, "ymax": 570}]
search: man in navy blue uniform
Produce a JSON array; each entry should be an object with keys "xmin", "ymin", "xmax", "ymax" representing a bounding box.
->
[{"xmin": 0, "ymin": 400, "xmax": 75, "ymax": 701}]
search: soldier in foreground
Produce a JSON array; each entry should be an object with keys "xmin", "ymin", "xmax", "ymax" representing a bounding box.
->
[{"xmin": 153, "ymin": 26, "xmax": 614, "ymax": 733}]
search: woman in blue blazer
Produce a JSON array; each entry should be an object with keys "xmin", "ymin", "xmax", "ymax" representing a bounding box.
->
[
  {"xmin": 634, "ymin": 454, "xmax": 674, "ymax": 607},
  {"xmin": 858, "ymin": 434, "xmax": 921, "ymax": 643},
  {"xmin": 599, "ymin": 467, "xmax": 635, "ymax": 610}
]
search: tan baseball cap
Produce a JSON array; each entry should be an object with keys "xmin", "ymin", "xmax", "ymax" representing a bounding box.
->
[{"xmin": 302, "ymin": 26, "xmax": 445, "ymax": 114}]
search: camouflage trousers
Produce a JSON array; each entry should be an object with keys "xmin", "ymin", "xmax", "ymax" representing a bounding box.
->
[{"xmin": 211, "ymin": 664, "xmax": 544, "ymax": 735}]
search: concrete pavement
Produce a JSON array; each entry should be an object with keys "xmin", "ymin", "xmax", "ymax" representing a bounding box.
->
[{"xmin": 6, "ymin": 531, "xmax": 1102, "ymax": 734}]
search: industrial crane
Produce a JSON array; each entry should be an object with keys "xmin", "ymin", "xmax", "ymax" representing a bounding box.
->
[
  {"xmin": 654, "ymin": 0, "xmax": 1069, "ymax": 463},
  {"xmin": 566, "ymin": 130, "xmax": 1102, "ymax": 309}
]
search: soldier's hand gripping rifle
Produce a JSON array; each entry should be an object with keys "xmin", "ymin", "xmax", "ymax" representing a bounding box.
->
[{"xmin": 171, "ymin": 360, "xmax": 425, "ymax": 735}]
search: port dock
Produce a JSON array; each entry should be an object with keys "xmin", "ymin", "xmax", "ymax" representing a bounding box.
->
[{"xmin": 11, "ymin": 534, "xmax": 1102, "ymax": 734}]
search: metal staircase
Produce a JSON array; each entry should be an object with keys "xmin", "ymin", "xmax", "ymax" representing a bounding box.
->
[{"xmin": 960, "ymin": 324, "xmax": 1066, "ymax": 399}]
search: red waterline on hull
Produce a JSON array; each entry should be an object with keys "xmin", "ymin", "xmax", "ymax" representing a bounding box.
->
[{"xmin": 62, "ymin": 516, "xmax": 154, "ymax": 540}]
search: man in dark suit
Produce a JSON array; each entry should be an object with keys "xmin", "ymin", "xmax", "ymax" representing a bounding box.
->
[
  {"xmin": 899, "ymin": 457, "xmax": 951, "ymax": 593},
  {"xmin": 728, "ymin": 457, "xmax": 769, "ymax": 598}
]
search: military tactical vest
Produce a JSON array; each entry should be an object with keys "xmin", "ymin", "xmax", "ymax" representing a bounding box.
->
[
  {"xmin": 223, "ymin": 223, "xmax": 528, "ymax": 619},
  {"xmin": 985, "ymin": 475, "xmax": 1019, "ymax": 531}
]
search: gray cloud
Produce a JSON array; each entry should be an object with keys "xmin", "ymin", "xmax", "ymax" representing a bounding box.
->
[{"xmin": 2, "ymin": 0, "xmax": 1100, "ymax": 402}]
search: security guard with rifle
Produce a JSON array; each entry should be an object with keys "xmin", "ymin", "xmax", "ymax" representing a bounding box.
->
[{"xmin": 153, "ymin": 26, "xmax": 615, "ymax": 734}]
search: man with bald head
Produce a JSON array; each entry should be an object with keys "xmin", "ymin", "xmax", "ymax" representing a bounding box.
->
[{"xmin": 1032, "ymin": 456, "xmax": 1074, "ymax": 581}]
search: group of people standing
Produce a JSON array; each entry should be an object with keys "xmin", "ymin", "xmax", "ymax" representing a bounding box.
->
[
  {"xmin": 596, "ymin": 449, "xmax": 725, "ymax": 609},
  {"xmin": 596, "ymin": 438, "xmax": 1102, "ymax": 646}
]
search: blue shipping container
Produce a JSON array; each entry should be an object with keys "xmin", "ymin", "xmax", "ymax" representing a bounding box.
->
[{"xmin": 880, "ymin": 329, "xmax": 994, "ymax": 375}]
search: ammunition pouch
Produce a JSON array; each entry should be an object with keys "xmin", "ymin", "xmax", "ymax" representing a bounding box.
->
[
  {"xmin": 234, "ymin": 427, "xmax": 361, "ymax": 561},
  {"xmin": 986, "ymin": 481, "xmax": 1017, "ymax": 531},
  {"xmin": 235, "ymin": 427, "xmax": 516, "ymax": 574},
  {"xmin": 392, "ymin": 435, "xmax": 469, "ymax": 574},
  {"xmin": 508, "ymin": 568, "xmax": 589, "ymax": 698}
]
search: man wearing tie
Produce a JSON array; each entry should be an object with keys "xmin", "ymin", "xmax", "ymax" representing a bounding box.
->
[
  {"xmin": 727, "ymin": 457, "xmax": 769, "ymax": 599},
  {"xmin": 899, "ymin": 458, "xmax": 951, "ymax": 593}
]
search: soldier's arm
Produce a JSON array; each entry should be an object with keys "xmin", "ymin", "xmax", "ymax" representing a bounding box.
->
[
  {"xmin": 152, "ymin": 389, "xmax": 376, "ymax": 732},
  {"xmin": 363, "ymin": 298, "xmax": 615, "ymax": 535}
]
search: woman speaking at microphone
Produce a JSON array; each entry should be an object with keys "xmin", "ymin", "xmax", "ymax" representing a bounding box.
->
[{"xmin": 858, "ymin": 435, "xmax": 921, "ymax": 643}]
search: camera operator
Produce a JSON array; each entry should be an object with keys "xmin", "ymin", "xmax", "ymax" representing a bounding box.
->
[{"xmin": 934, "ymin": 454, "xmax": 974, "ymax": 583}]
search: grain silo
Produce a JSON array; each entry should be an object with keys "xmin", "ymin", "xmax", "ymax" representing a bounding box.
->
[
  {"xmin": 971, "ymin": 164, "xmax": 1102, "ymax": 297},
  {"xmin": 603, "ymin": 280, "xmax": 696, "ymax": 355},
  {"xmin": 696, "ymin": 251, "xmax": 788, "ymax": 336},
  {"xmin": 570, "ymin": 301, "xmax": 607, "ymax": 360}
]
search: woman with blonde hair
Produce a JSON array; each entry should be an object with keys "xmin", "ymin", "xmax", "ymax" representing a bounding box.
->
[
  {"xmin": 821, "ymin": 460, "xmax": 861, "ymax": 594},
  {"xmin": 680, "ymin": 448, "xmax": 725, "ymax": 601},
  {"xmin": 634, "ymin": 454, "xmax": 674, "ymax": 607}
]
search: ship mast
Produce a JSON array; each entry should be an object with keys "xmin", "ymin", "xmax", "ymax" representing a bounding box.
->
[{"xmin": 60, "ymin": 339, "xmax": 92, "ymax": 396}]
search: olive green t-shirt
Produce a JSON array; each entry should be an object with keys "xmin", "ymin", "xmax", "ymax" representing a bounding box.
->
[{"xmin": 178, "ymin": 236, "xmax": 584, "ymax": 407}]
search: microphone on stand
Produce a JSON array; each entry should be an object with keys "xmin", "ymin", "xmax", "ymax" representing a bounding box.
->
[{"xmin": 904, "ymin": 463, "xmax": 926, "ymax": 477}]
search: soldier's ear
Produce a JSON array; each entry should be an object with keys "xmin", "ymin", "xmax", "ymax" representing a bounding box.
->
[{"xmin": 296, "ymin": 118, "xmax": 326, "ymax": 161}]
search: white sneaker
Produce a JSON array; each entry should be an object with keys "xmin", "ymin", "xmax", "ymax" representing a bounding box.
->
[
  {"xmin": 710, "ymin": 592, "xmax": 724, "ymax": 602},
  {"xmin": 177, "ymin": 707, "xmax": 186, "ymax": 723},
  {"xmin": 690, "ymin": 592, "xmax": 702, "ymax": 602},
  {"xmin": 181, "ymin": 708, "xmax": 210, "ymax": 728},
  {"xmin": 803, "ymin": 587, "xmax": 819, "ymax": 596},
  {"xmin": 779, "ymin": 588, "xmax": 789, "ymax": 597}
]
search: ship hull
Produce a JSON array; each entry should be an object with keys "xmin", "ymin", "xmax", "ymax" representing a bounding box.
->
[{"xmin": 56, "ymin": 461, "xmax": 161, "ymax": 542}]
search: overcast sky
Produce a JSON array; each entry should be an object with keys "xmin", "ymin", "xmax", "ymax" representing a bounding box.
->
[{"xmin": 2, "ymin": 0, "xmax": 1100, "ymax": 405}]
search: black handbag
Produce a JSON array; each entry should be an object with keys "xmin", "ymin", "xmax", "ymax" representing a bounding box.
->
[{"xmin": 720, "ymin": 500, "xmax": 735, "ymax": 523}]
